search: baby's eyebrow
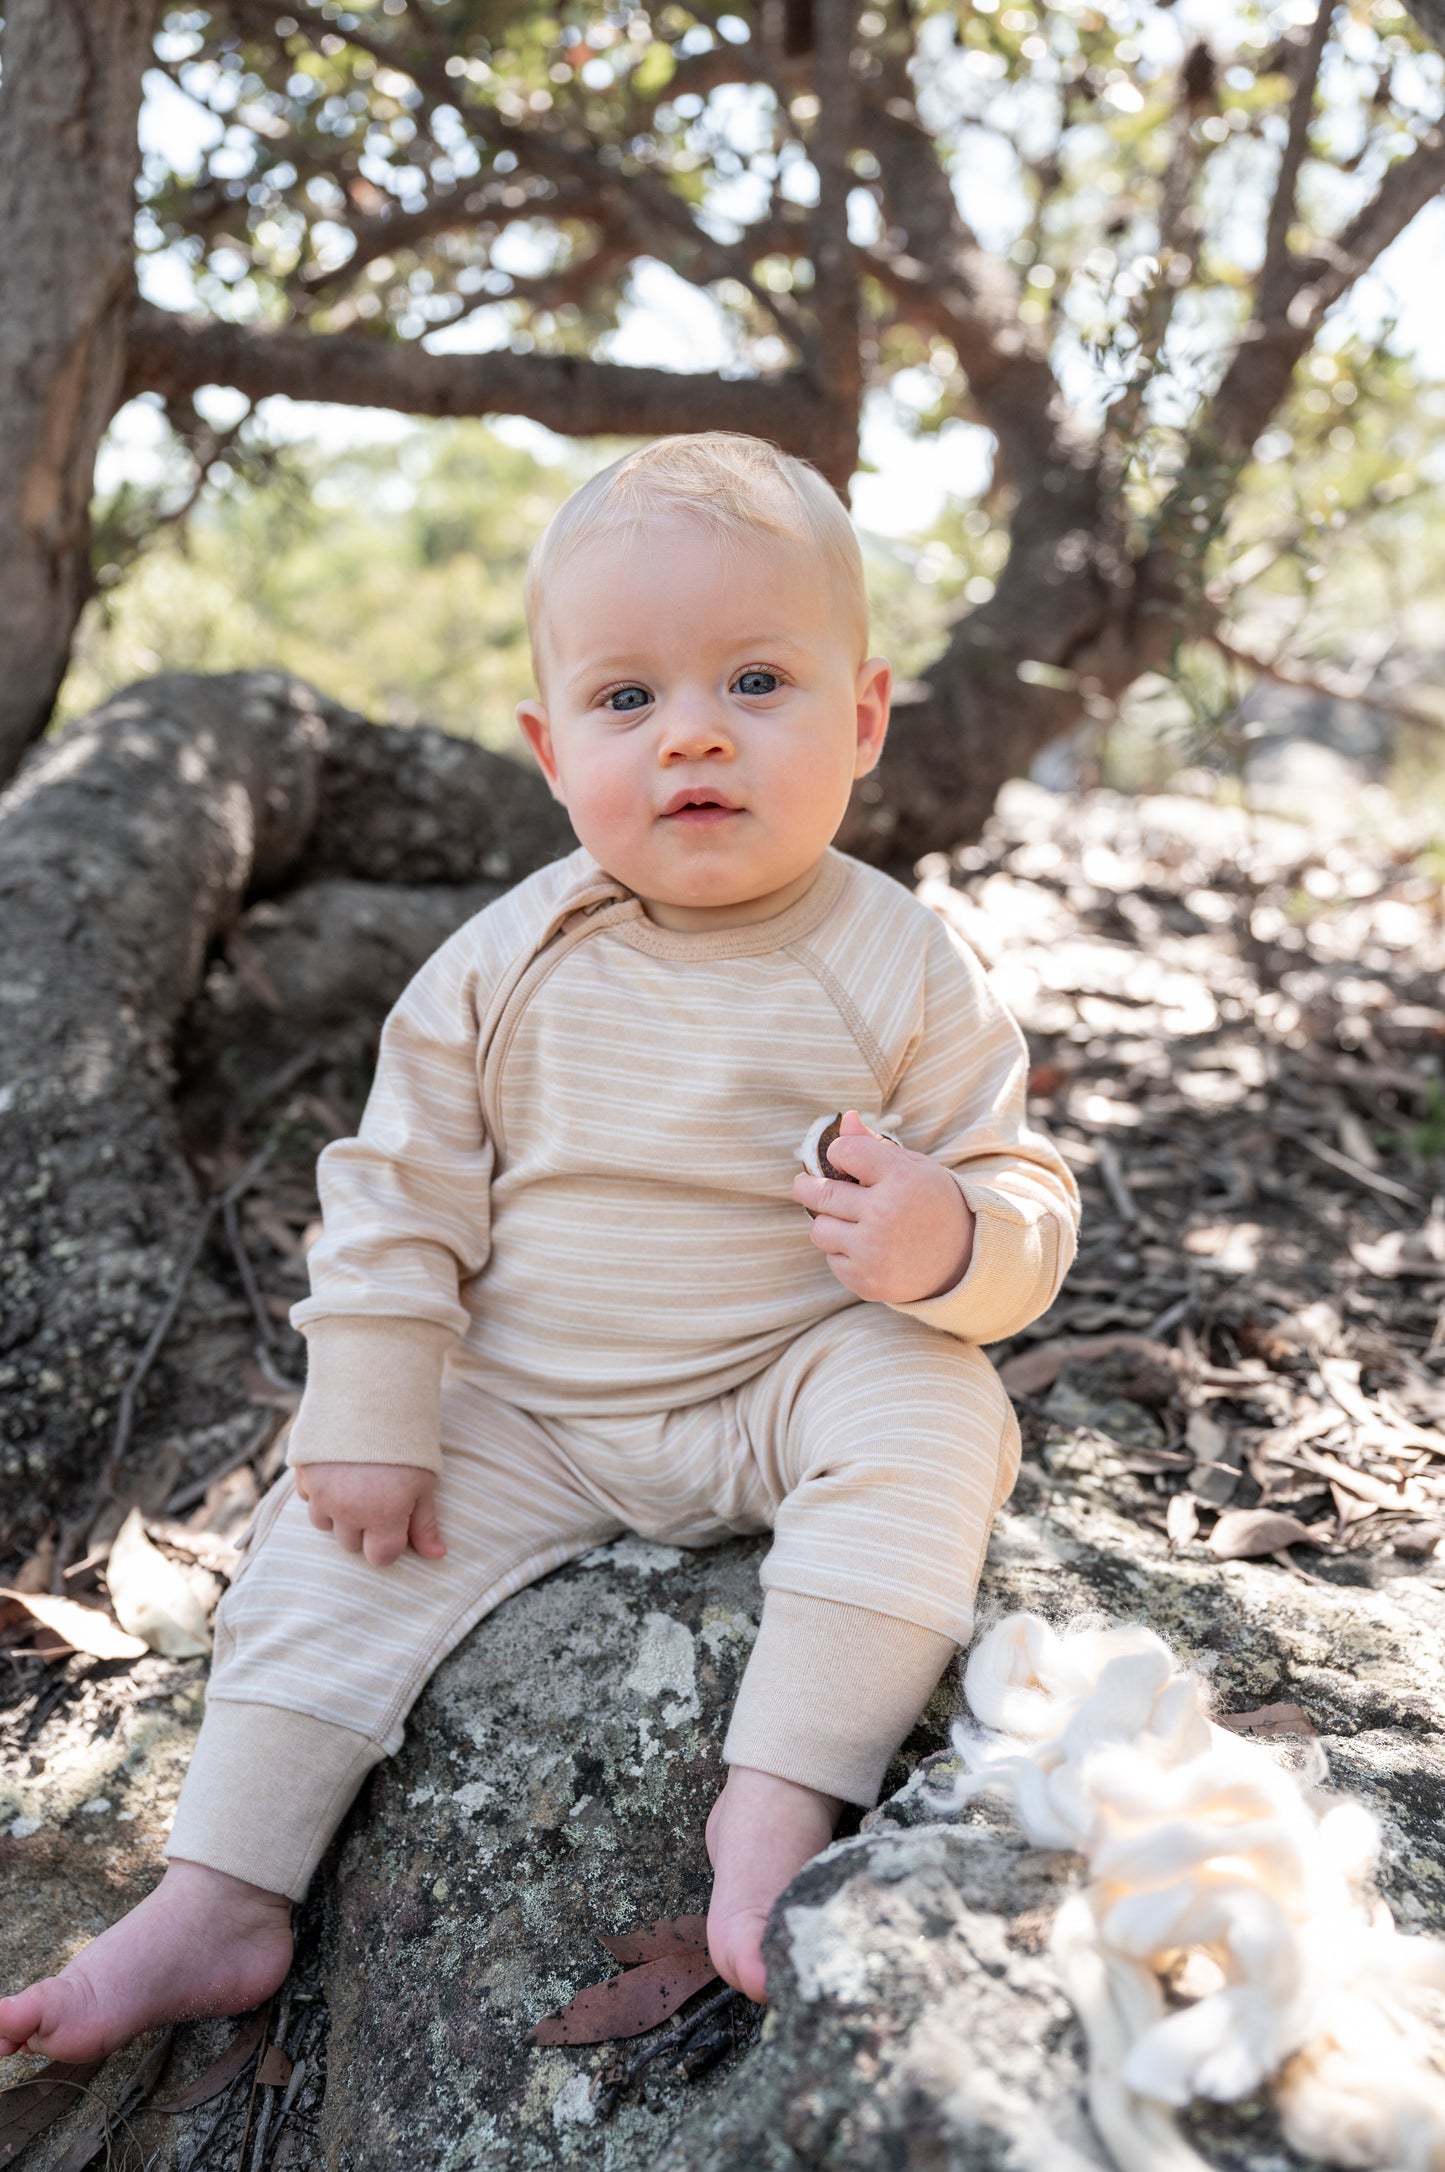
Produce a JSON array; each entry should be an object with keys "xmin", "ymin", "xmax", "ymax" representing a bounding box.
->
[{"xmin": 566, "ymin": 634, "xmax": 813, "ymax": 683}]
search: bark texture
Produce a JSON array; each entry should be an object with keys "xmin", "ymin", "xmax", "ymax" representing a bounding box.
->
[
  {"xmin": 0, "ymin": 0, "xmax": 158, "ymax": 781},
  {"xmin": 0, "ymin": 673, "xmax": 571, "ymax": 1551}
]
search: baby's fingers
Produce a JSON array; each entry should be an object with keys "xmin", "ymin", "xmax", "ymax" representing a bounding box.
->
[
  {"xmin": 362, "ymin": 1522, "xmax": 408, "ymax": 1569},
  {"xmin": 409, "ymin": 1493, "xmax": 447, "ymax": 1561},
  {"xmin": 793, "ymin": 1172, "xmax": 863, "ymax": 1221},
  {"xmin": 807, "ymin": 1212, "xmax": 858, "ymax": 1257}
]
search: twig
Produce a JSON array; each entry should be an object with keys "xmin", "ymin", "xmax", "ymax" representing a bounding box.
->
[
  {"xmin": 108, "ymin": 1143, "xmax": 279, "ymax": 1480},
  {"xmin": 224, "ymin": 1194, "xmax": 278, "ymax": 1358},
  {"xmin": 592, "ymin": 1985, "xmax": 742, "ymax": 2118},
  {"xmin": 231, "ymin": 1995, "xmax": 274, "ymax": 2172},
  {"xmin": 1297, "ymin": 1132, "xmax": 1424, "ymax": 1209},
  {"xmin": 235, "ymin": 1046, "xmax": 324, "ymax": 1126},
  {"xmin": 1096, "ymin": 1141, "xmax": 1137, "ymax": 1225},
  {"xmin": 163, "ymin": 1415, "xmax": 278, "ymax": 1518},
  {"xmin": 1209, "ymin": 630, "xmax": 1444, "ymax": 736},
  {"xmin": 1259, "ymin": 3, "xmax": 1336, "ymax": 312}
]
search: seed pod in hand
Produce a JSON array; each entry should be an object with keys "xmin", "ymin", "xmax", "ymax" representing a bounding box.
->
[
  {"xmin": 798, "ymin": 1112, "xmax": 856, "ymax": 1188},
  {"xmin": 796, "ymin": 1113, "xmax": 899, "ymax": 1218}
]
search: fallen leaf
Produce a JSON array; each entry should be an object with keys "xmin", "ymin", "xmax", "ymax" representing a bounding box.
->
[
  {"xmin": 1183, "ymin": 1222, "xmax": 1262, "ymax": 1274},
  {"xmin": 1219, "ymin": 1702, "xmax": 1317, "ymax": 1739},
  {"xmin": 143, "ymin": 1521, "xmax": 242, "ymax": 1580},
  {"xmin": 153, "ymin": 2012, "xmax": 267, "ymax": 2113},
  {"xmin": 255, "ymin": 2042, "xmax": 293, "ymax": 2089},
  {"xmin": 103, "ymin": 1509, "xmax": 211, "ymax": 1658},
  {"xmin": 597, "ymin": 1914, "xmax": 709, "ymax": 1967},
  {"xmin": 998, "ymin": 1334, "xmax": 1180, "ymax": 1397},
  {"xmin": 49, "ymin": 2028, "xmax": 173, "ymax": 2172},
  {"xmin": 530, "ymin": 1950, "xmax": 720, "ymax": 2046},
  {"xmin": 0, "ymin": 2059, "xmax": 104, "ymax": 2167},
  {"xmin": 0, "ymin": 1590, "xmax": 145, "ymax": 1662},
  {"xmin": 11, "ymin": 1538, "xmax": 55, "ymax": 1596},
  {"xmin": 1166, "ymin": 1494, "xmax": 1200, "ymax": 1548},
  {"xmin": 1208, "ymin": 1508, "xmax": 1316, "ymax": 1559}
]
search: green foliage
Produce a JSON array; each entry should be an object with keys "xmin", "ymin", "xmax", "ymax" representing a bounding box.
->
[{"xmin": 66, "ymin": 423, "xmax": 594, "ymax": 748}]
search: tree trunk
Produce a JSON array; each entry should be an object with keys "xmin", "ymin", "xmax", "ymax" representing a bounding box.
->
[
  {"xmin": 0, "ymin": 0, "xmax": 157, "ymax": 780},
  {"xmin": 0, "ymin": 673, "xmax": 571, "ymax": 1555}
]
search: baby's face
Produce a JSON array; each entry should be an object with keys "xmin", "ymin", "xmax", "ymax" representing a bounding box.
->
[{"xmin": 517, "ymin": 514, "xmax": 890, "ymax": 930}]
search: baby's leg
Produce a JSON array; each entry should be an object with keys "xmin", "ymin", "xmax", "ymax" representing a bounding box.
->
[
  {"xmin": 708, "ymin": 1306, "xmax": 1018, "ymax": 1999},
  {"xmin": 0, "ymin": 1388, "xmax": 619, "ymax": 2059}
]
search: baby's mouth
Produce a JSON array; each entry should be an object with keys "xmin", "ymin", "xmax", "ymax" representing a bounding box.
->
[{"xmin": 661, "ymin": 791, "xmax": 742, "ymax": 825}]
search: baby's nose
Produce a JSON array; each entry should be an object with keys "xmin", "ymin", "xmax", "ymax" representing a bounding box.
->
[{"xmin": 659, "ymin": 701, "xmax": 734, "ymax": 759}]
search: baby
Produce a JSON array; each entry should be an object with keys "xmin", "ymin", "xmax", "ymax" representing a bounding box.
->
[{"xmin": 0, "ymin": 432, "xmax": 1079, "ymax": 2059}]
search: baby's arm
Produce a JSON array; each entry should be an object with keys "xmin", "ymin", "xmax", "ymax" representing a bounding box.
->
[{"xmin": 287, "ymin": 926, "xmax": 496, "ymax": 1553}]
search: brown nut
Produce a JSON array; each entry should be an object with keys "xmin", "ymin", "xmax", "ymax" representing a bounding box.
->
[{"xmin": 796, "ymin": 1112, "xmax": 899, "ymax": 1217}]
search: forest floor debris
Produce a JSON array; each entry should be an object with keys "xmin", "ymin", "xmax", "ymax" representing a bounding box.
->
[{"xmin": 2, "ymin": 774, "xmax": 1442, "ymax": 2168}]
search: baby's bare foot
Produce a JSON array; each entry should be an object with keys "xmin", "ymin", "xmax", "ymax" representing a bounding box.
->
[
  {"xmin": 706, "ymin": 1766, "xmax": 840, "ymax": 2004},
  {"xmin": 0, "ymin": 1859, "xmax": 292, "ymax": 2062}
]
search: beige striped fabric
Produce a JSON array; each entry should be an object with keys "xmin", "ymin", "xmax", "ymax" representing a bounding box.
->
[
  {"xmin": 177, "ymin": 1305, "xmax": 1017, "ymax": 1891},
  {"xmin": 165, "ymin": 846, "xmax": 1081, "ymax": 1890},
  {"xmin": 288, "ymin": 843, "xmax": 1080, "ymax": 1462}
]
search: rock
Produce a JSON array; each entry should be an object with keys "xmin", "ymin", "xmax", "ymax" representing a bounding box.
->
[{"xmin": 4, "ymin": 1385, "xmax": 1442, "ymax": 2171}]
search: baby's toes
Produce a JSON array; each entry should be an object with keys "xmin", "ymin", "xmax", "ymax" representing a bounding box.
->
[{"xmin": 1, "ymin": 1974, "xmax": 93, "ymax": 2060}]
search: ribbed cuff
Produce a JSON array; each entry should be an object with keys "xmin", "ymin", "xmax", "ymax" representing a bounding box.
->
[
  {"xmin": 723, "ymin": 1590, "xmax": 958, "ymax": 1807},
  {"xmin": 166, "ymin": 1699, "xmax": 383, "ymax": 1901},
  {"xmin": 286, "ymin": 1316, "xmax": 453, "ymax": 1473}
]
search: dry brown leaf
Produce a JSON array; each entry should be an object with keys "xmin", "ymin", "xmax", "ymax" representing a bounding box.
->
[
  {"xmin": 48, "ymin": 2028, "xmax": 173, "ymax": 2172},
  {"xmin": 0, "ymin": 1589, "xmax": 145, "ymax": 1662},
  {"xmin": 1166, "ymin": 1494, "xmax": 1200, "ymax": 1548},
  {"xmin": 153, "ymin": 2012, "xmax": 267, "ymax": 2113},
  {"xmin": 997, "ymin": 1334, "xmax": 1180, "ymax": 1397},
  {"xmin": 255, "ymin": 2042, "xmax": 293, "ymax": 2089},
  {"xmin": 1208, "ymin": 1509, "xmax": 1316, "ymax": 1559},
  {"xmin": 530, "ymin": 1917, "xmax": 720, "ymax": 2048},
  {"xmin": 597, "ymin": 1914, "xmax": 709, "ymax": 1968},
  {"xmin": 0, "ymin": 2057, "xmax": 105, "ymax": 2167},
  {"xmin": 104, "ymin": 1508, "xmax": 211, "ymax": 1658},
  {"xmin": 1219, "ymin": 1702, "xmax": 1317, "ymax": 1739}
]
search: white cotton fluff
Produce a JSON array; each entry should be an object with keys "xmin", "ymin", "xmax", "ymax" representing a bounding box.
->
[{"xmin": 935, "ymin": 1613, "xmax": 1445, "ymax": 2172}]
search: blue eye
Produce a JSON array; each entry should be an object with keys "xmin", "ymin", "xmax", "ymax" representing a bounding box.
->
[
  {"xmin": 735, "ymin": 669, "xmax": 781, "ymax": 696},
  {"xmin": 605, "ymin": 685, "xmax": 651, "ymax": 712}
]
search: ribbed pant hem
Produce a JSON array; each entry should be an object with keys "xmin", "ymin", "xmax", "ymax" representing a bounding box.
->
[
  {"xmin": 165, "ymin": 1699, "xmax": 383, "ymax": 1901},
  {"xmin": 723, "ymin": 1589, "xmax": 958, "ymax": 1807}
]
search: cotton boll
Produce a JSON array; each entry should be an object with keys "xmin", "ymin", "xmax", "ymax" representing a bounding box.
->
[
  {"xmin": 947, "ymin": 1609, "xmax": 1445, "ymax": 2170},
  {"xmin": 1317, "ymin": 1799, "xmax": 1381, "ymax": 1882}
]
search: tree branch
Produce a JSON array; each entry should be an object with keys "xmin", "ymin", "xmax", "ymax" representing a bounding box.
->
[
  {"xmin": 1207, "ymin": 117, "xmax": 1445, "ymax": 462},
  {"xmin": 809, "ymin": 0, "xmax": 863, "ymax": 487},
  {"xmin": 1258, "ymin": 3, "xmax": 1336, "ymax": 312},
  {"xmin": 123, "ymin": 302, "xmax": 824, "ymax": 451},
  {"xmin": 858, "ymin": 72, "xmax": 1089, "ymax": 486},
  {"xmin": 1209, "ymin": 630, "xmax": 1444, "ymax": 733}
]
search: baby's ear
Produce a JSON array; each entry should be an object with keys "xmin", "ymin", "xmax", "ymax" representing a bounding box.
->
[
  {"xmin": 517, "ymin": 700, "xmax": 565, "ymax": 802},
  {"xmin": 853, "ymin": 656, "xmax": 891, "ymax": 777}
]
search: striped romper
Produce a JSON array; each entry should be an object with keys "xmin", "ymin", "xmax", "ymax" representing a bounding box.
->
[{"xmin": 168, "ymin": 846, "xmax": 1079, "ymax": 1897}]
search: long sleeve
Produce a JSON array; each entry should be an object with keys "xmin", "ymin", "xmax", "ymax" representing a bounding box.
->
[
  {"xmin": 286, "ymin": 927, "xmax": 494, "ymax": 1471},
  {"xmin": 883, "ymin": 918, "xmax": 1080, "ymax": 1346}
]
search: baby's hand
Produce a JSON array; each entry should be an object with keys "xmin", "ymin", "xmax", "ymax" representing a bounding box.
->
[
  {"xmin": 792, "ymin": 1110, "xmax": 976, "ymax": 1305},
  {"xmin": 293, "ymin": 1461, "xmax": 447, "ymax": 1568}
]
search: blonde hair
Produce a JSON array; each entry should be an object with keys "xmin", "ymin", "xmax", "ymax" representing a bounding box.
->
[{"xmin": 524, "ymin": 433, "xmax": 869, "ymax": 669}]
